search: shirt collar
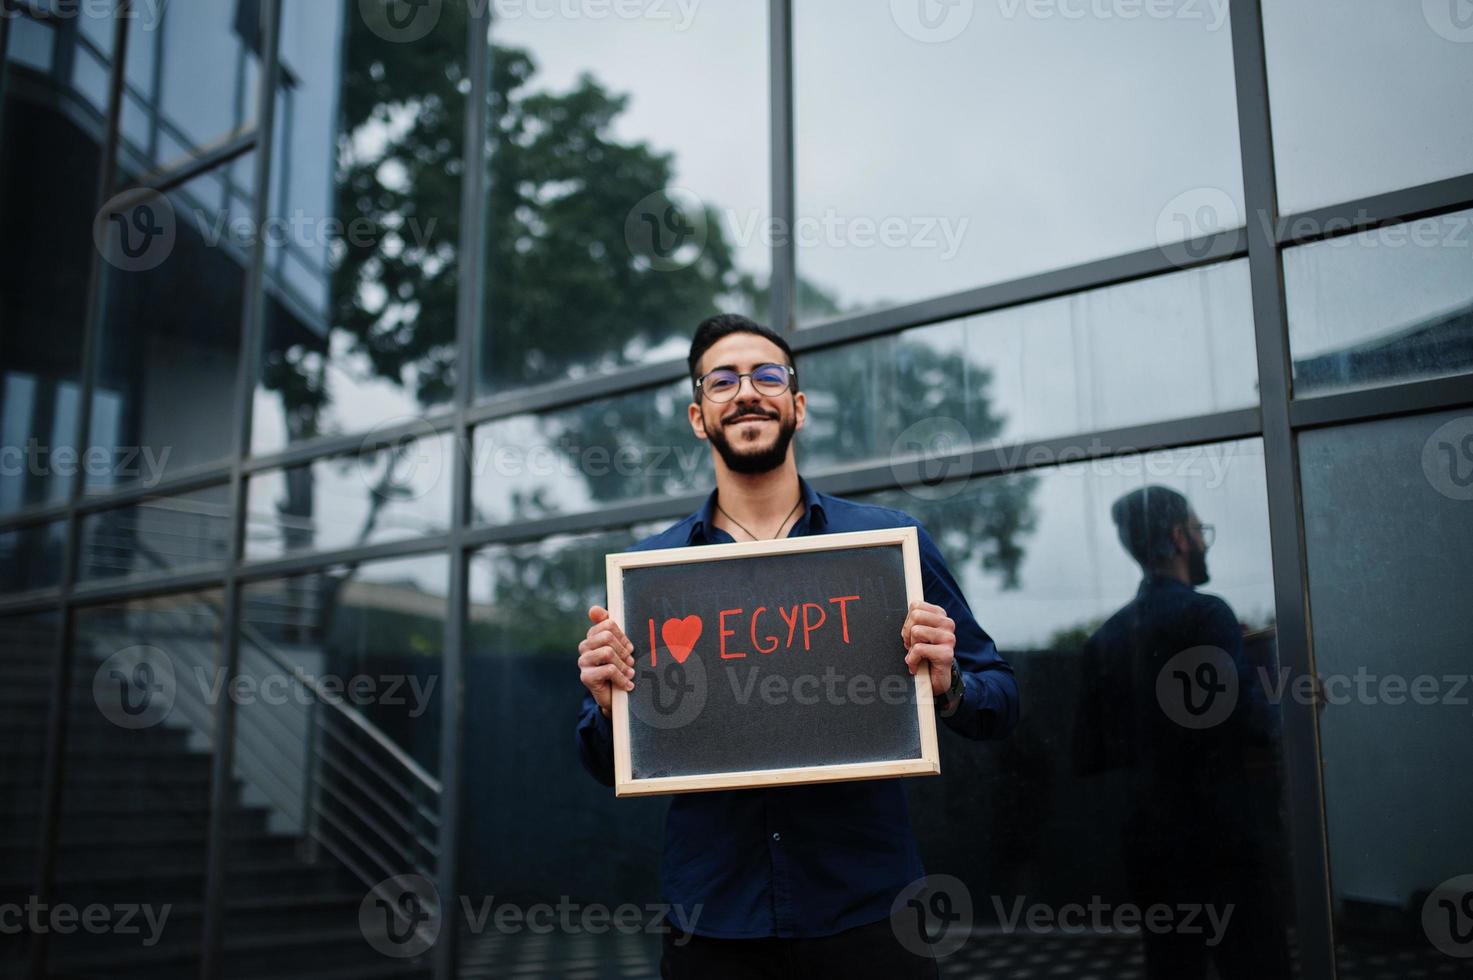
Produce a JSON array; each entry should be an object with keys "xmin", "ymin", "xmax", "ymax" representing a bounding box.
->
[{"xmin": 690, "ymin": 475, "xmax": 826, "ymax": 544}]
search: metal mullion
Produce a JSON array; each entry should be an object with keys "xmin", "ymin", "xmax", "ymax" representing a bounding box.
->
[
  {"xmin": 436, "ymin": 5, "xmax": 493, "ymax": 975},
  {"xmin": 66, "ymin": 566, "xmax": 230, "ymax": 608},
  {"xmin": 241, "ymin": 407, "xmax": 459, "ymax": 474},
  {"xmin": 0, "ymin": 590, "xmax": 65, "ymax": 619},
  {"xmin": 1288, "ymin": 373, "xmax": 1473, "ymax": 432},
  {"xmin": 27, "ymin": 2, "xmax": 131, "ymax": 976},
  {"xmin": 198, "ymin": 0, "xmax": 281, "ymax": 975},
  {"xmin": 235, "ymin": 533, "xmax": 455, "ymax": 586},
  {"xmin": 1276, "ymin": 172, "xmax": 1473, "ymax": 248},
  {"xmin": 768, "ymin": 0, "xmax": 794, "ymax": 333},
  {"xmin": 1229, "ymin": 2, "xmax": 1336, "ymax": 977},
  {"xmin": 460, "ymin": 406, "xmax": 1264, "ymax": 550}
]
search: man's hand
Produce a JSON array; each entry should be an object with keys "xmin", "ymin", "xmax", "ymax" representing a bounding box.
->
[
  {"xmin": 901, "ymin": 599, "xmax": 956, "ymax": 698},
  {"xmin": 579, "ymin": 606, "xmax": 636, "ymax": 718}
]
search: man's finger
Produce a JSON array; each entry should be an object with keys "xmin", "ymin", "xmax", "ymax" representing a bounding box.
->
[{"xmin": 579, "ymin": 646, "xmax": 634, "ymax": 675}]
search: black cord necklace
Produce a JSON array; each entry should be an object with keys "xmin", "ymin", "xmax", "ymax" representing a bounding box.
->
[{"xmin": 716, "ymin": 495, "xmax": 803, "ymax": 541}]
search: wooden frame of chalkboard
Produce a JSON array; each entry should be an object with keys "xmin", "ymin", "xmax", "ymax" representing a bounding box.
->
[{"xmin": 606, "ymin": 526, "xmax": 939, "ymax": 797}]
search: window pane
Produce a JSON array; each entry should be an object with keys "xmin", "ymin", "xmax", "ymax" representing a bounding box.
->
[
  {"xmin": 0, "ymin": 610, "xmax": 59, "ymax": 969},
  {"xmin": 0, "ymin": 519, "xmax": 67, "ymax": 596},
  {"xmin": 226, "ymin": 556, "xmax": 445, "ymax": 976},
  {"xmin": 794, "ymin": 0, "xmax": 1243, "ymax": 323},
  {"xmin": 1301, "ymin": 410, "xmax": 1473, "ymax": 970},
  {"xmin": 50, "ymin": 590, "xmax": 226, "ymax": 978},
  {"xmin": 116, "ymin": 0, "xmax": 260, "ymax": 177},
  {"xmin": 801, "ymin": 260, "xmax": 1258, "ymax": 472},
  {"xmin": 1, "ymin": 47, "xmax": 96, "ymax": 515},
  {"xmin": 871, "ymin": 440, "xmax": 1296, "ymax": 970},
  {"xmin": 78, "ymin": 483, "xmax": 232, "ymax": 584},
  {"xmin": 1286, "ymin": 209, "xmax": 1473, "ymax": 397},
  {"xmin": 471, "ymin": 382, "xmax": 709, "ymax": 527},
  {"xmin": 245, "ymin": 433, "xmax": 452, "ymax": 561},
  {"xmin": 463, "ymin": 527, "xmax": 668, "ymax": 973},
  {"xmin": 251, "ymin": 0, "xmax": 470, "ymax": 454},
  {"xmin": 475, "ymin": 4, "xmax": 769, "ymax": 394},
  {"xmin": 1262, "ymin": 0, "xmax": 1473, "ymax": 214},
  {"xmin": 89, "ymin": 160, "xmax": 252, "ymax": 493}
]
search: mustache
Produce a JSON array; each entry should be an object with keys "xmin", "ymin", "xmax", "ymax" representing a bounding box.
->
[{"xmin": 725, "ymin": 408, "xmax": 779, "ymax": 424}]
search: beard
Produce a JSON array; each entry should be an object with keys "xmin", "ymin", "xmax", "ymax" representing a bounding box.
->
[
  {"xmin": 706, "ymin": 404, "xmax": 797, "ymax": 475},
  {"xmin": 1188, "ymin": 541, "xmax": 1210, "ymax": 586}
]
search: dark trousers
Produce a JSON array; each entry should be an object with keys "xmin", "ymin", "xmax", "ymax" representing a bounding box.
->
[{"xmin": 660, "ymin": 917, "xmax": 941, "ymax": 980}]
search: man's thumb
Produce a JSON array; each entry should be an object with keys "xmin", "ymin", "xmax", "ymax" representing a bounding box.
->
[{"xmin": 589, "ymin": 605, "xmax": 608, "ymax": 623}]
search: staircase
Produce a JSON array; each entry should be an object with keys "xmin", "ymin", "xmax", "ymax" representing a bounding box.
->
[{"xmin": 0, "ymin": 596, "xmax": 437, "ymax": 979}]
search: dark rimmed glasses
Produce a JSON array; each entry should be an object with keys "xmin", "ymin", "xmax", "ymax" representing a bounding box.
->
[{"xmin": 695, "ymin": 362, "xmax": 795, "ymax": 403}]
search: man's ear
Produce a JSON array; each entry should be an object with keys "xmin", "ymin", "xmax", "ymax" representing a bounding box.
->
[
  {"xmin": 793, "ymin": 390, "xmax": 806, "ymax": 431},
  {"xmin": 1169, "ymin": 523, "xmax": 1190, "ymax": 556},
  {"xmin": 689, "ymin": 400, "xmax": 708, "ymax": 441}
]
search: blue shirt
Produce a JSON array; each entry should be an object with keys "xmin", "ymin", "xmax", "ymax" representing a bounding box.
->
[{"xmin": 575, "ymin": 475, "xmax": 1020, "ymax": 938}]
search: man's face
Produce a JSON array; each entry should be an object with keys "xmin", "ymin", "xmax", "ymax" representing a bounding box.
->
[
  {"xmin": 1183, "ymin": 511, "xmax": 1210, "ymax": 586},
  {"xmin": 689, "ymin": 333, "xmax": 805, "ymax": 475}
]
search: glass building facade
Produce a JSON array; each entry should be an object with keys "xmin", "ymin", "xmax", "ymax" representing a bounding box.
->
[{"xmin": 1, "ymin": 1, "xmax": 1470, "ymax": 977}]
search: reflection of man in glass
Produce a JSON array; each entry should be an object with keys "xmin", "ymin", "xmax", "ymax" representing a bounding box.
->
[
  {"xmin": 573, "ymin": 314, "xmax": 1021, "ymax": 976},
  {"xmin": 1073, "ymin": 485, "xmax": 1291, "ymax": 979}
]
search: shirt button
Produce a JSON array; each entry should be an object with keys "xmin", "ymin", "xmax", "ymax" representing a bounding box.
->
[{"xmin": 771, "ymin": 832, "xmax": 781, "ymax": 842}]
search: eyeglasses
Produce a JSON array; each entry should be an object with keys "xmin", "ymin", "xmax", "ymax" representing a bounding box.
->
[
  {"xmin": 695, "ymin": 363, "xmax": 795, "ymax": 403},
  {"xmin": 1194, "ymin": 523, "xmax": 1216, "ymax": 549}
]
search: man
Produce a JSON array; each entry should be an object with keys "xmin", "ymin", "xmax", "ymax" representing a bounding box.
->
[
  {"xmin": 1072, "ymin": 486, "xmax": 1290, "ymax": 979},
  {"xmin": 574, "ymin": 314, "xmax": 1020, "ymax": 977}
]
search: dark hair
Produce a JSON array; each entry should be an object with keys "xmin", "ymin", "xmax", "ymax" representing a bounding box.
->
[
  {"xmin": 687, "ymin": 314, "xmax": 798, "ymax": 396},
  {"xmin": 1110, "ymin": 485, "xmax": 1190, "ymax": 569}
]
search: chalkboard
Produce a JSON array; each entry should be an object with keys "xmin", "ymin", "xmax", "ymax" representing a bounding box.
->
[{"xmin": 606, "ymin": 527, "xmax": 939, "ymax": 796}]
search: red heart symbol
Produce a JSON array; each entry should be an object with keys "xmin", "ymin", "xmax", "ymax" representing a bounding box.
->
[{"xmin": 661, "ymin": 615, "xmax": 703, "ymax": 664}]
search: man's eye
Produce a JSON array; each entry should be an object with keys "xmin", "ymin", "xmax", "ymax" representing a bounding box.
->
[{"xmin": 708, "ymin": 376, "xmax": 736, "ymax": 389}]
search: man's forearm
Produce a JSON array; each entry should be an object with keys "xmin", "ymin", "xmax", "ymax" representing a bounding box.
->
[{"xmin": 576, "ymin": 695, "xmax": 617, "ymax": 786}]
